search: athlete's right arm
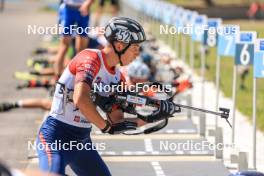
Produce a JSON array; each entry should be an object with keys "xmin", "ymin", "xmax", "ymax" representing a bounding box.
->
[
  {"xmin": 73, "ymin": 82, "xmax": 107, "ymax": 130},
  {"xmin": 71, "ymin": 53, "xmax": 107, "ymax": 130},
  {"xmin": 71, "ymin": 52, "xmax": 137, "ymax": 133}
]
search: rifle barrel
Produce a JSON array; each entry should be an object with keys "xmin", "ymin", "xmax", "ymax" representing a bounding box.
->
[{"xmin": 174, "ymin": 103, "xmax": 222, "ymax": 117}]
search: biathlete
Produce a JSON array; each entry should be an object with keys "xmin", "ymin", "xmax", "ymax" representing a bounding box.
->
[{"xmin": 36, "ymin": 17, "xmax": 175, "ymax": 176}]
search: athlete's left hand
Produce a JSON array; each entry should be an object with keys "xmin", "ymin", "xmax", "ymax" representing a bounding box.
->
[{"xmin": 137, "ymin": 100, "xmax": 180, "ymax": 123}]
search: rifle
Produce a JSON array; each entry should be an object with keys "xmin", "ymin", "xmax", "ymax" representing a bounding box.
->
[
  {"xmin": 92, "ymin": 82, "xmax": 231, "ymax": 135},
  {"xmin": 16, "ymin": 79, "xmax": 52, "ymax": 90}
]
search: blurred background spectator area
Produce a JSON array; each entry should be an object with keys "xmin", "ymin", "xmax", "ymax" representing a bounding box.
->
[{"xmin": 166, "ymin": 0, "xmax": 264, "ymax": 19}]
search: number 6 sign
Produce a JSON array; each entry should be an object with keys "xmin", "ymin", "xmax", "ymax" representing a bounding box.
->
[{"xmin": 235, "ymin": 31, "xmax": 257, "ymax": 65}]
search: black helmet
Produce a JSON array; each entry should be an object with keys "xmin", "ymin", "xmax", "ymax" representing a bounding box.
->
[
  {"xmin": 229, "ymin": 171, "xmax": 264, "ymax": 176},
  {"xmin": 104, "ymin": 17, "xmax": 146, "ymax": 65},
  {"xmin": 104, "ymin": 17, "xmax": 146, "ymax": 44}
]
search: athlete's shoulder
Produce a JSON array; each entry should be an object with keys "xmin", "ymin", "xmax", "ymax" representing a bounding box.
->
[
  {"xmin": 75, "ymin": 49, "xmax": 101, "ymax": 61},
  {"xmin": 69, "ymin": 49, "xmax": 101, "ymax": 74}
]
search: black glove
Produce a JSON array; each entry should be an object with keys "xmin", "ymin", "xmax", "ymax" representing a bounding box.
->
[
  {"xmin": 92, "ymin": 93, "xmax": 116, "ymax": 113},
  {"xmin": 101, "ymin": 120, "xmax": 137, "ymax": 135},
  {"xmin": 137, "ymin": 100, "xmax": 181, "ymax": 123}
]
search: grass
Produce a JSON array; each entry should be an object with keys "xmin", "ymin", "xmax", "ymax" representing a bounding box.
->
[{"xmin": 150, "ymin": 20, "xmax": 264, "ymax": 131}]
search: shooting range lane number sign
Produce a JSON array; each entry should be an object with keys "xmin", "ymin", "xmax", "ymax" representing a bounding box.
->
[
  {"xmin": 191, "ymin": 15, "xmax": 207, "ymax": 42},
  {"xmin": 254, "ymin": 39, "xmax": 264, "ymax": 78},
  {"xmin": 217, "ymin": 25, "xmax": 240, "ymax": 57},
  {"xmin": 203, "ymin": 18, "xmax": 222, "ymax": 47},
  {"xmin": 235, "ymin": 31, "xmax": 257, "ymax": 65}
]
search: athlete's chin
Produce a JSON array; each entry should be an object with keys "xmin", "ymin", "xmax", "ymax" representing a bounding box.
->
[{"xmin": 125, "ymin": 58, "xmax": 136, "ymax": 65}]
